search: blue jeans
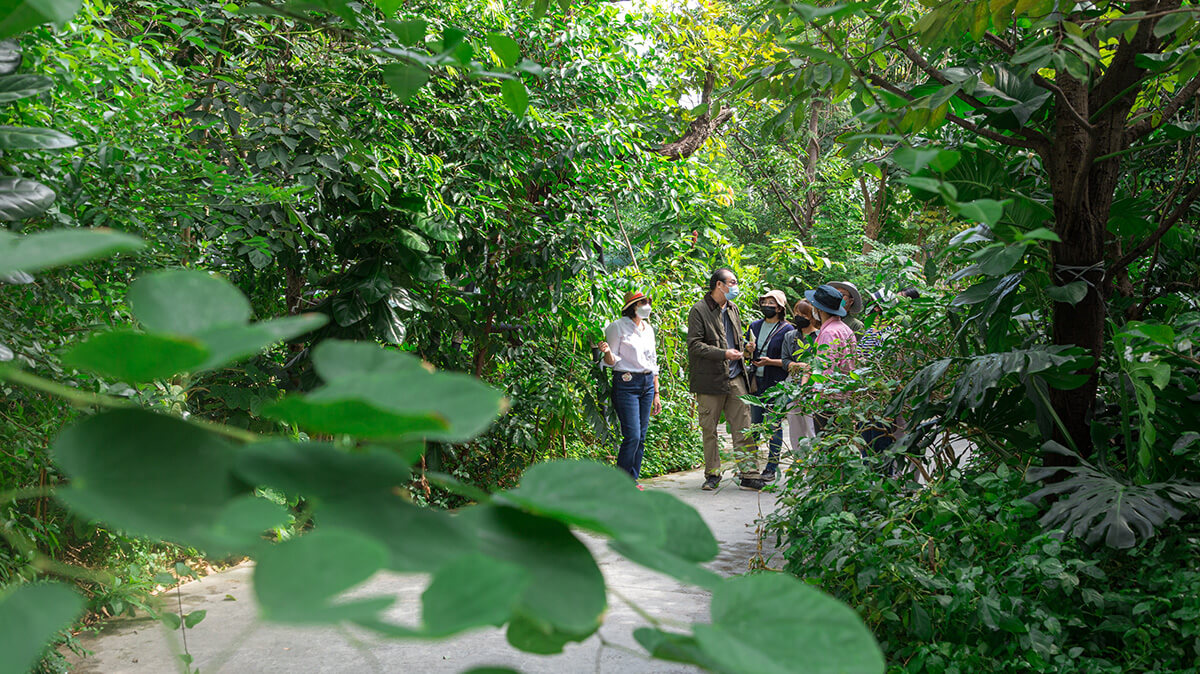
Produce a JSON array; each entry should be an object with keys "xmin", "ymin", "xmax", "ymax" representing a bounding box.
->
[
  {"xmin": 612, "ymin": 371, "xmax": 655, "ymax": 480},
  {"xmin": 751, "ymin": 383, "xmax": 784, "ymax": 474}
]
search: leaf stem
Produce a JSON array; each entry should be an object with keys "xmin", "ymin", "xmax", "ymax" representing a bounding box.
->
[{"xmin": 0, "ymin": 367, "xmax": 261, "ymax": 444}]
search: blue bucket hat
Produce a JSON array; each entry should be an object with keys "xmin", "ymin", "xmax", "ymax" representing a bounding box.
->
[{"xmin": 805, "ymin": 284, "xmax": 847, "ymax": 317}]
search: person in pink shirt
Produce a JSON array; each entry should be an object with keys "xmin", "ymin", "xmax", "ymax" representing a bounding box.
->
[{"xmin": 804, "ymin": 284, "xmax": 858, "ymax": 433}]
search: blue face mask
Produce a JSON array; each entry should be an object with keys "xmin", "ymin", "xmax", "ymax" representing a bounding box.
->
[{"xmin": 725, "ymin": 283, "xmax": 740, "ymax": 300}]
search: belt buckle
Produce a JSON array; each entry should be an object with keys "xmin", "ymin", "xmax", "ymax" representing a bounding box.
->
[{"xmin": 621, "ymin": 372, "xmax": 632, "ymax": 382}]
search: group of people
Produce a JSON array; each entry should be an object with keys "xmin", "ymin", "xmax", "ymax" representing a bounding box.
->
[{"xmin": 599, "ymin": 269, "xmax": 918, "ymax": 491}]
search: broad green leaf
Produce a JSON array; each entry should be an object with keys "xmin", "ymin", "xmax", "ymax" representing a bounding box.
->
[
  {"xmin": 506, "ymin": 614, "xmax": 593, "ymax": 654},
  {"xmin": 486, "ymin": 33, "xmax": 520, "ymax": 67},
  {"xmin": 501, "ymin": 460, "xmax": 664, "ymax": 542},
  {"xmin": 609, "ymin": 540, "xmax": 722, "ymax": 591},
  {"xmin": 893, "ymin": 146, "xmax": 941, "ymax": 174},
  {"xmin": 501, "ymin": 79, "xmax": 529, "ymax": 116},
  {"xmin": 254, "ymin": 529, "xmax": 392, "ymax": 624},
  {"xmin": 62, "ymin": 330, "xmax": 208, "ymax": 382},
  {"xmin": 236, "ymin": 441, "xmax": 413, "ymax": 503},
  {"xmin": 318, "ymin": 493, "xmax": 477, "ymax": 573},
  {"xmin": 264, "ymin": 394, "xmax": 448, "ymax": 439},
  {"xmin": 128, "ymin": 269, "xmax": 251, "ymax": 336},
  {"xmin": 972, "ymin": 243, "xmax": 1026, "ymax": 276},
  {"xmin": 0, "ymin": 0, "xmax": 82, "ymax": 40},
  {"xmin": 53, "ymin": 409, "xmax": 249, "ymax": 551},
  {"xmin": 462, "ymin": 506, "xmax": 605, "ymax": 635},
  {"xmin": 1045, "ymin": 281, "xmax": 1087, "ymax": 305},
  {"xmin": 0, "ymin": 74, "xmax": 51, "ymax": 103},
  {"xmin": 0, "ymin": 177, "xmax": 54, "ymax": 220},
  {"xmin": 388, "ymin": 18, "xmax": 426, "ymax": 46},
  {"xmin": 532, "ymin": 0, "xmax": 550, "ymax": 19},
  {"xmin": 901, "ymin": 175, "xmax": 942, "ymax": 195},
  {"xmin": 955, "ymin": 198, "xmax": 1007, "ymax": 226},
  {"xmin": 693, "ymin": 575, "xmax": 885, "ymax": 674},
  {"xmin": 183, "ymin": 610, "xmax": 207, "ymax": 629},
  {"xmin": 1152, "ymin": 11, "xmax": 1190, "ymax": 38},
  {"xmin": 0, "ymin": 228, "xmax": 143, "ymax": 273},
  {"xmin": 265, "ymin": 342, "xmax": 504, "ymax": 441},
  {"xmin": 1017, "ymin": 227, "xmax": 1061, "ymax": 242},
  {"xmin": 0, "ymin": 583, "xmax": 84, "ymax": 674},
  {"xmin": 0, "ymin": 126, "xmax": 75, "ymax": 150},
  {"xmin": 194, "ymin": 314, "xmax": 327, "ymax": 371},
  {"xmin": 206, "ymin": 496, "xmax": 289, "ymax": 552},
  {"xmin": 634, "ymin": 628, "xmax": 718, "ymax": 668},
  {"xmin": 371, "ymin": 0, "xmax": 401, "ymax": 15},
  {"xmin": 422, "ymin": 554, "xmax": 529, "ymax": 636},
  {"xmin": 311, "ymin": 339, "xmax": 425, "ymax": 381},
  {"xmin": 1125, "ymin": 322, "xmax": 1175, "ymax": 346},
  {"xmin": 382, "ymin": 62, "xmax": 429, "ymax": 102}
]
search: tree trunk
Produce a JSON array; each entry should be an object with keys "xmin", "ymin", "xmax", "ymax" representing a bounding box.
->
[
  {"xmin": 801, "ymin": 101, "xmax": 821, "ymax": 228},
  {"xmin": 858, "ymin": 165, "xmax": 889, "ymax": 253}
]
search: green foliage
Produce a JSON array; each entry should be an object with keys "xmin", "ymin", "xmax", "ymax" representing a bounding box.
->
[
  {"xmin": 0, "ymin": 582, "xmax": 83, "ymax": 674},
  {"xmin": 771, "ymin": 444, "xmax": 1200, "ymax": 672}
]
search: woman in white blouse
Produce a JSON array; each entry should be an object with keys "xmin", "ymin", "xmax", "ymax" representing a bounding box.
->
[{"xmin": 598, "ymin": 290, "xmax": 661, "ymax": 488}]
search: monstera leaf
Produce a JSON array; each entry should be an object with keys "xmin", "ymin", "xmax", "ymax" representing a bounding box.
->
[{"xmin": 1026, "ymin": 442, "xmax": 1200, "ymax": 549}]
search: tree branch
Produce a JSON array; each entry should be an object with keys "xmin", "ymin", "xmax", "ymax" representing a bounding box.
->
[
  {"xmin": 654, "ymin": 69, "xmax": 735, "ymax": 161},
  {"xmin": 884, "ymin": 25, "xmax": 1057, "ymax": 144},
  {"xmin": 1125, "ymin": 74, "xmax": 1200, "ymax": 142},
  {"xmin": 864, "ymin": 73, "xmax": 1045, "ymax": 150},
  {"xmin": 730, "ymin": 133, "xmax": 807, "ymax": 233},
  {"xmin": 1108, "ymin": 178, "xmax": 1200, "ymax": 276}
]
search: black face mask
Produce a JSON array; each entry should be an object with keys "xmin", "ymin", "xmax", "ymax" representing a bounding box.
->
[
  {"xmin": 761, "ymin": 306, "xmax": 778, "ymax": 319},
  {"xmin": 793, "ymin": 316, "xmax": 811, "ymax": 329}
]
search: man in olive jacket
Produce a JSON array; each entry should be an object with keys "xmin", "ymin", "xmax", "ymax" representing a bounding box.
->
[{"xmin": 688, "ymin": 269, "xmax": 760, "ymax": 491}]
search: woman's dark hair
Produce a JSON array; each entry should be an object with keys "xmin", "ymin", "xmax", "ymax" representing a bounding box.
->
[
  {"xmin": 900, "ymin": 287, "xmax": 921, "ymax": 299},
  {"xmin": 622, "ymin": 298, "xmax": 650, "ymax": 319},
  {"xmin": 708, "ymin": 268, "xmax": 733, "ymax": 291}
]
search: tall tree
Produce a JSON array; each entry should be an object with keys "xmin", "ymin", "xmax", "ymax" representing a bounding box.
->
[{"xmin": 748, "ymin": 0, "xmax": 1200, "ymax": 454}]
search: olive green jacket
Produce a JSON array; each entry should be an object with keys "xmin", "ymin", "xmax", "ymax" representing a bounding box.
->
[{"xmin": 687, "ymin": 294, "xmax": 750, "ymax": 395}]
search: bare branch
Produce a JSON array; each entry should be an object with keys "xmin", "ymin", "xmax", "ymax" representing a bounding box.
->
[{"xmin": 1125, "ymin": 74, "xmax": 1200, "ymax": 142}]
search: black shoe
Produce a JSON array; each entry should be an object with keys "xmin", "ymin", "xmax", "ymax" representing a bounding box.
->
[
  {"xmin": 739, "ymin": 477, "xmax": 765, "ymax": 491},
  {"xmin": 702, "ymin": 475, "xmax": 721, "ymax": 491},
  {"xmin": 760, "ymin": 470, "xmax": 777, "ymax": 483}
]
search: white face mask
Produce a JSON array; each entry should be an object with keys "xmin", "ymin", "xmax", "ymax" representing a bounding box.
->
[{"xmin": 636, "ymin": 305, "xmax": 652, "ymax": 319}]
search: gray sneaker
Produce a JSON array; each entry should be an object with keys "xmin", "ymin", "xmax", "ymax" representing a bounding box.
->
[{"xmin": 701, "ymin": 475, "xmax": 721, "ymax": 491}]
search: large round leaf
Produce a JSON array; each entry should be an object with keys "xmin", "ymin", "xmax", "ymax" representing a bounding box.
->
[
  {"xmin": 421, "ymin": 554, "xmax": 529, "ymax": 637},
  {"xmin": 0, "ymin": 228, "xmax": 143, "ymax": 273},
  {"xmin": 53, "ymin": 409, "xmax": 246, "ymax": 550},
  {"xmin": 254, "ymin": 529, "xmax": 392, "ymax": 625},
  {"xmin": 0, "ymin": 125, "xmax": 75, "ymax": 150},
  {"xmin": 128, "ymin": 269, "xmax": 252, "ymax": 336},
  {"xmin": 264, "ymin": 349, "xmax": 504, "ymax": 441},
  {"xmin": 235, "ymin": 440, "xmax": 413, "ymax": 503},
  {"xmin": 692, "ymin": 575, "xmax": 885, "ymax": 674},
  {"xmin": 501, "ymin": 460, "xmax": 664, "ymax": 544},
  {"xmin": 62, "ymin": 330, "xmax": 208, "ymax": 382},
  {"xmin": 460, "ymin": 506, "xmax": 606, "ymax": 636},
  {"xmin": 194, "ymin": 314, "xmax": 328, "ymax": 371},
  {"xmin": 316, "ymin": 492, "xmax": 476, "ymax": 573},
  {"xmin": 0, "ymin": 73, "xmax": 51, "ymax": 103},
  {"xmin": 0, "ymin": 582, "xmax": 84, "ymax": 674}
]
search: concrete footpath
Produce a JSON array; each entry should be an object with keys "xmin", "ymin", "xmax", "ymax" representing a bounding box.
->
[{"xmin": 66, "ymin": 467, "xmax": 779, "ymax": 673}]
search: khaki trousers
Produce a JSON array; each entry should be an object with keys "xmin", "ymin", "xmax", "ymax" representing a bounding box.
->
[{"xmin": 696, "ymin": 375, "xmax": 757, "ymax": 477}]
